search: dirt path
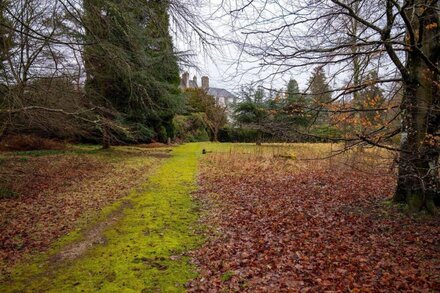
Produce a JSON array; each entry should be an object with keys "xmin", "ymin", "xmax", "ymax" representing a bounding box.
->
[{"xmin": 1, "ymin": 143, "xmax": 204, "ymax": 292}]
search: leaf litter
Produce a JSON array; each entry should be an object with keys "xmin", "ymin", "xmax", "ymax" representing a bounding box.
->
[{"xmin": 189, "ymin": 151, "xmax": 440, "ymax": 292}]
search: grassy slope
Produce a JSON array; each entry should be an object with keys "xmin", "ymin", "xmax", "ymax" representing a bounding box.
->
[{"xmin": 1, "ymin": 143, "xmax": 205, "ymax": 292}]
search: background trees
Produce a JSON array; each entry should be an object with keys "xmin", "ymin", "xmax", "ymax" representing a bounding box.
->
[
  {"xmin": 177, "ymin": 88, "xmax": 227, "ymax": 142},
  {"xmin": 0, "ymin": 0, "xmax": 210, "ymax": 146},
  {"xmin": 308, "ymin": 67, "xmax": 332, "ymax": 124},
  {"xmin": 234, "ymin": 86, "xmax": 270, "ymax": 145},
  {"xmin": 0, "ymin": 0, "xmax": 91, "ymax": 141},
  {"xmin": 221, "ymin": 0, "xmax": 439, "ymax": 212}
]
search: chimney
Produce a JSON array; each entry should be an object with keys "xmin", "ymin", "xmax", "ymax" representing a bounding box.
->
[
  {"xmin": 201, "ymin": 76, "xmax": 209, "ymax": 90},
  {"xmin": 181, "ymin": 72, "xmax": 189, "ymax": 89}
]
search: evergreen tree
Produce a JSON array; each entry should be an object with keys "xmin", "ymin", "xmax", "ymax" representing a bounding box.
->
[
  {"xmin": 142, "ymin": 0, "xmax": 181, "ymax": 140},
  {"xmin": 308, "ymin": 67, "xmax": 332, "ymax": 123},
  {"xmin": 286, "ymin": 79, "xmax": 300, "ymax": 102},
  {"xmin": 358, "ymin": 70, "xmax": 386, "ymax": 129},
  {"xmin": 254, "ymin": 86, "xmax": 265, "ymax": 103},
  {"xmin": 234, "ymin": 86, "xmax": 268, "ymax": 145},
  {"xmin": 281, "ymin": 78, "xmax": 309, "ymax": 126},
  {"xmin": 83, "ymin": 0, "xmax": 181, "ymax": 145}
]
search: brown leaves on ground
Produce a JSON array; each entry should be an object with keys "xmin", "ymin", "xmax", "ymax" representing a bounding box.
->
[
  {"xmin": 189, "ymin": 154, "xmax": 440, "ymax": 292},
  {"xmin": 0, "ymin": 134, "xmax": 66, "ymax": 151},
  {"xmin": 0, "ymin": 148, "xmax": 163, "ymax": 271}
]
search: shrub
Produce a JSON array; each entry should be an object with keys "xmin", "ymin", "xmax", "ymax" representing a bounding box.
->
[
  {"xmin": 0, "ymin": 135, "xmax": 66, "ymax": 151},
  {"xmin": 309, "ymin": 125, "xmax": 343, "ymax": 142},
  {"xmin": 218, "ymin": 127, "xmax": 271, "ymax": 143},
  {"xmin": 0, "ymin": 187, "xmax": 18, "ymax": 199},
  {"xmin": 156, "ymin": 125, "xmax": 168, "ymax": 143},
  {"xmin": 173, "ymin": 114, "xmax": 210, "ymax": 142}
]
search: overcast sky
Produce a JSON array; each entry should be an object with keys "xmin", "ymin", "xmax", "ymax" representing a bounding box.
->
[
  {"xmin": 173, "ymin": 0, "xmax": 314, "ymax": 95},
  {"xmin": 173, "ymin": 0, "xmax": 400, "ymax": 100}
]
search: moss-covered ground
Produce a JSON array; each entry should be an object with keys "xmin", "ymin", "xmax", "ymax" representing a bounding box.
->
[{"xmin": 1, "ymin": 143, "xmax": 206, "ymax": 292}]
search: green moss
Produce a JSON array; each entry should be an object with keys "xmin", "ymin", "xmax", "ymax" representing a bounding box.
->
[
  {"xmin": 220, "ymin": 271, "xmax": 234, "ymax": 282},
  {"xmin": 0, "ymin": 187, "xmax": 17, "ymax": 199},
  {"xmin": 1, "ymin": 143, "xmax": 205, "ymax": 292}
]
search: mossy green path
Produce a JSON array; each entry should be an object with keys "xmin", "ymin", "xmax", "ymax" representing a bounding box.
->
[{"xmin": 2, "ymin": 143, "xmax": 206, "ymax": 292}]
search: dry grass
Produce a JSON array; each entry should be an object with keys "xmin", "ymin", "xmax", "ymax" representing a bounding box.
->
[{"xmin": 205, "ymin": 143, "xmax": 395, "ymax": 177}]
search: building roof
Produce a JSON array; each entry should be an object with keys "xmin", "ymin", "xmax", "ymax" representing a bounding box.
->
[{"xmin": 207, "ymin": 87, "xmax": 236, "ymax": 99}]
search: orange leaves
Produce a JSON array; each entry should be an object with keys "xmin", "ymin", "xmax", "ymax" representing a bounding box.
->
[
  {"xmin": 423, "ymin": 134, "xmax": 440, "ymax": 147},
  {"xmin": 425, "ymin": 22, "xmax": 438, "ymax": 30}
]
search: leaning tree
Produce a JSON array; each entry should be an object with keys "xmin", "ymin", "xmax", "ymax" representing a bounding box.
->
[{"xmin": 221, "ymin": 0, "xmax": 439, "ymax": 212}]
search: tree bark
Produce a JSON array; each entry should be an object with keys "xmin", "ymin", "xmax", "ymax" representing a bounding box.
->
[
  {"xmin": 394, "ymin": 1, "xmax": 440, "ymax": 213},
  {"xmin": 102, "ymin": 122, "xmax": 110, "ymax": 149},
  {"xmin": 0, "ymin": 121, "xmax": 8, "ymax": 143}
]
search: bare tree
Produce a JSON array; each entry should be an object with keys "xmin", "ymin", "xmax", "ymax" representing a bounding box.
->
[
  {"xmin": 205, "ymin": 103, "xmax": 228, "ymax": 142},
  {"xmin": 219, "ymin": 0, "xmax": 439, "ymax": 212},
  {"xmin": 0, "ymin": 0, "xmax": 96, "ymax": 140}
]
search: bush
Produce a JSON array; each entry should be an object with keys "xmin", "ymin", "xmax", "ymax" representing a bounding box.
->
[
  {"xmin": 219, "ymin": 125, "xmax": 344, "ymax": 143},
  {"xmin": 218, "ymin": 127, "xmax": 271, "ymax": 143},
  {"xmin": 156, "ymin": 125, "xmax": 168, "ymax": 143},
  {"xmin": 309, "ymin": 125, "xmax": 343, "ymax": 142},
  {"xmin": 192, "ymin": 128, "xmax": 210, "ymax": 142},
  {"xmin": 0, "ymin": 134, "xmax": 66, "ymax": 151},
  {"xmin": 173, "ymin": 114, "xmax": 210, "ymax": 142}
]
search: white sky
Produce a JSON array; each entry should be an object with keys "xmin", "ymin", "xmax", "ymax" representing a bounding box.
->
[
  {"xmin": 173, "ymin": 0, "xmax": 313, "ymax": 95},
  {"xmin": 173, "ymin": 0, "xmax": 400, "ymax": 99}
]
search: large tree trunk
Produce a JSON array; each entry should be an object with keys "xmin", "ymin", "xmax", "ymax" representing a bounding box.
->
[
  {"xmin": 394, "ymin": 1, "xmax": 440, "ymax": 213},
  {"xmin": 102, "ymin": 126, "xmax": 110, "ymax": 149},
  {"xmin": 213, "ymin": 128, "xmax": 219, "ymax": 142},
  {"xmin": 0, "ymin": 121, "xmax": 8, "ymax": 142},
  {"xmin": 101, "ymin": 118, "xmax": 111, "ymax": 149}
]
